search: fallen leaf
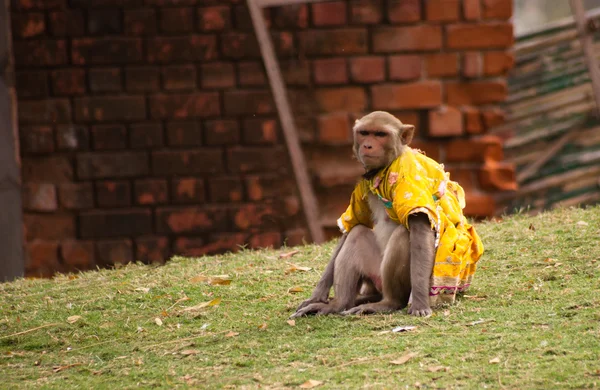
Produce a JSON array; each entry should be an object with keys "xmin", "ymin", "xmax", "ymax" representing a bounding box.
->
[
  {"xmin": 154, "ymin": 318, "xmax": 163, "ymax": 326},
  {"xmin": 428, "ymin": 366, "xmax": 449, "ymax": 372},
  {"xmin": 285, "ymin": 262, "xmax": 312, "ymax": 274},
  {"xmin": 287, "ymin": 320, "xmax": 296, "ymax": 327},
  {"xmin": 180, "ymin": 350, "xmax": 200, "ymax": 356},
  {"xmin": 288, "ymin": 286, "xmax": 304, "ymax": 294},
  {"xmin": 489, "ymin": 357, "xmax": 500, "ymax": 364},
  {"xmin": 189, "ymin": 275, "xmax": 208, "ymax": 283},
  {"xmin": 464, "ymin": 295, "xmax": 486, "ymax": 301},
  {"xmin": 67, "ymin": 315, "xmax": 82, "ymax": 324},
  {"xmin": 53, "ymin": 363, "xmax": 82, "ymax": 373},
  {"xmin": 466, "ymin": 319, "xmax": 493, "ymax": 326},
  {"xmin": 209, "ymin": 277, "xmax": 232, "ymax": 286},
  {"xmin": 258, "ymin": 323, "xmax": 268, "ymax": 330},
  {"xmin": 225, "ymin": 331, "xmax": 239, "ymax": 337},
  {"xmin": 528, "ymin": 223, "xmax": 536, "ymax": 231},
  {"xmin": 182, "ymin": 298, "xmax": 222, "ymax": 312},
  {"xmin": 299, "ymin": 379, "xmax": 323, "ymax": 389},
  {"xmin": 279, "ymin": 250, "xmax": 300, "ymax": 259},
  {"xmin": 577, "ymin": 221, "xmax": 589, "ymax": 226},
  {"xmin": 135, "ymin": 287, "xmax": 150, "ymax": 293},
  {"xmin": 392, "ymin": 325, "xmax": 416, "ymax": 333},
  {"xmin": 390, "ymin": 352, "xmax": 417, "ymax": 365}
]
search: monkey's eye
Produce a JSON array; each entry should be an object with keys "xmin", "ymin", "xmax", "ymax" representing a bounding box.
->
[
  {"xmin": 374, "ymin": 131, "xmax": 387, "ymax": 137},
  {"xmin": 358, "ymin": 130, "xmax": 370, "ymax": 136}
]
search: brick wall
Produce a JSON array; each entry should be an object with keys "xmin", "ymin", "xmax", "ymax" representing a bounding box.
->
[{"xmin": 11, "ymin": 0, "xmax": 516, "ymax": 277}]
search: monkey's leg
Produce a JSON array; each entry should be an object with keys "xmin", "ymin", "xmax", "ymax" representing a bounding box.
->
[
  {"xmin": 354, "ymin": 279, "xmax": 382, "ymax": 306},
  {"xmin": 292, "ymin": 225, "xmax": 381, "ymax": 317},
  {"xmin": 406, "ymin": 213, "xmax": 435, "ymax": 317},
  {"xmin": 294, "ymin": 234, "xmax": 347, "ymax": 313},
  {"xmin": 342, "ymin": 224, "xmax": 410, "ymax": 315}
]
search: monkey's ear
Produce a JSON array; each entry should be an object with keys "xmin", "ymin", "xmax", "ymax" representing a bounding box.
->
[{"xmin": 400, "ymin": 124, "xmax": 415, "ymax": 145}]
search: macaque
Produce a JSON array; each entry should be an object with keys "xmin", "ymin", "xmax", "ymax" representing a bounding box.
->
[{"xmin": 292, "ymin": 111, "xmax": 484, "ymax": 318}]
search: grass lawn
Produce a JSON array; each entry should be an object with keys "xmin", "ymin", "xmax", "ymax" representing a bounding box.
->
[{"xmin": 1, "ymin": 206, "xmax": 600, "ymax": 389}]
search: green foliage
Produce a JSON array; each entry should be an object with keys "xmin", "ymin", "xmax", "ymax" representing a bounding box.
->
[{"xmin": 2, "ymin": 206, "xmax": 600, "ymax": 388}]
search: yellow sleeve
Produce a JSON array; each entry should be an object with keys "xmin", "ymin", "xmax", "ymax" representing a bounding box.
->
[{"xmin": 337, "ymin": 182, "xmax": 373, "ymax": 233}]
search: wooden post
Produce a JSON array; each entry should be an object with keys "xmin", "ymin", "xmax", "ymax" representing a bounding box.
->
[
  {"xmin": 247, "ymin": 0, "xmax": 326, "ymax": 244},
  {"xmin": 0, "ymin": 0, "xmax": 24, "ymax": 281}
]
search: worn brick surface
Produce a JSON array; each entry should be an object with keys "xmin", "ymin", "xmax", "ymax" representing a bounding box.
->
[{"xmin": 80, "ymin": 210, "xmax": 152, "ymax": 238}]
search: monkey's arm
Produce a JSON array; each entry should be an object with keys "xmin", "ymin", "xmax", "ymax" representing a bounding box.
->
[
  {"xmin": 406, "ymin": 213, "xmax": 435, "ymax": 317},
  {"xmin": 294, "ymin": 233, "xmax": 347, "ymax": 312}
]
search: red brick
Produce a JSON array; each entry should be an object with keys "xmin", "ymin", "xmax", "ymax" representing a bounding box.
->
[
  {"xmin": 149, "ymin": 93, "xmax": 220, "ymax": 119},
  {"xmin": 156, "ymin": 206, "xmax": 227, "ymax": 234},
  {"xmin": 143, "ymin": 0, "xmax": 200, "ymax": 5},
  {"xmin": 204, "ymin": 120, "xmax": 240, "ymax": 145},
  {"xmin": 372, "ymin": 82, "xmax": 442, "ymax": 110},
  {"xmin": 56, "ymin": 125, "xmax": 89, "ymax": 151},
  {"xmin": 285, "ymin": 194, "xmax": 304, "ymax": 217},
  {"xmin": 75, "ymin": 96, "xmax": 146, "ymax": 122},
  {"xmin": 58, "ymin": 183, "xmax": 94, "ymax": 210},
  {"xmin": 462, "ymin": 52, "xmax": 482, "ymax": 78},
  {"xmin": 426, "ymin": 53, "xmax": 459, "ymax": 77},
  {"xmin": 389, "ymin": 55, "xmax": 421, "ymax": 81},
  {"xmin": 480, "ymin": 161, "xmax": 517, "ymax": 191},
  {"xmin": 12, "ymin": 13, "xmax": 45, "ymax": 38},
  {"xmin": 124, "ymin": 9, "xmax": 157, "ymax": 35},
  {"xmin": 152, "ymin": 150, "xmax": 224, "ymax": 175},
  {"xmin": 312, "ymin": 58, "xmax": 347, "ymax": 85},
  {"xmin": 350, "ymin": 56, "xmax": 385, "ymax": 83},
  {"xmin": 162, "ymin": 65, "xmax": 196, "ymax": 90},
  {"xmin": 249, "ymin": 232, "xmax": 281, "ymax": 250},
  {"xmin": 284, "ymin": 228, "xmax": 309, "ymax": 247},
  {"xmin": 209, "ymin": 178, "xmax": 243, "ymax": 203},
  {"xmin": 16, "ymin": 71, "xmax": 48, "ymax": 98},
  {"xmin": 315, "ymin": 87, "xmax": 367, "ymax": 113},
  {"xmin": 129, "ymin": 122, "xmax": 164, "ymax": 149},
  {"xmin": 482, "ymin": 0, "xmax": 512, "ymax": 19},
  {"xmin": 24, "ymin": 214, "xmax": 75, "ymax": 241},
  {"xmin": 426, "ymin": 0, "xmax": 460, "ymax": 21},
  {"xmin": 445, "ymin": 167, "xmax": 477, "ymax": 191},
  {"xmin": 410, "ymin": 140, "xmax": 441, "ymax": 161},
  {"xmin": 61, "ymin": 240, "xmax": 95, "ymax": 271},
  {"xmin": 88, "ymin": 8, "xmax": 122, "ymax": 34},
  {"xmin": 160, "ymin": 7, "xmax": 194, "ymax": 33},
  {"xmin": 463, "ymin": 0, "xmax": 482, "ymax": 20},
  {"xmin": 463, "ymin": 192, "xmax": 496, "ymax": 217},
  {"xmin": 172, "ymin": 178, "xmax": 205, "ymax": 204},
  {"xmin": 428, "ymin": 106, "xmax": 464, "ymax": 137},
  {"xmin": 446, "ymin": 23, "xmax": 513, "ymax": 49},
  {"xmin": 272, "ymin": 4, "xmax": 307, "ymax": 28},
  {"xmin": 89, "ymin": 68, "xmax": 122, "ymax": 93},
  {"xmin": 25, "ymin": 240, "xmax": 61, "ymax": 278},
  {"xmin": 299, "ymin": 29, "xmax": 367, "ymax": 56},
  {"xmin": 96, "ymin": 181, "xmax": 131, "ymax": 207},
  {"xmin": 96, "ymin": 239, "xmax": 133, "ymax": 267},
  {"xmin": 312, "ymin": 1, "xmax": 346, "ymax": 26},
  {"xmin": 243, "ymin": 118, "xmax": 279, "ymax": 145},
  {"xmin": 13, "ymin": 40, "xmax": 67, "ymax": 67},
  {"xmin": 72, "ymin": 38, "xmax": 142, "ymax": 65},
  {"xmin": 135, "ymin": 236, "xmax": 169, "ymax": 264},
  {"xmin": 221, "ymin": 33, "xmax": 260, "ymax": 59},
  {"xmin": 20, "ymin": 126, "xmax": 54, "ymax": 154},
  {"xmin": 201, "ymin": 62, "xmax": 235, "ymax": 89},
  {"xmin": 482, "ymin": 108, "xmax": 506, "ymax": 129},
  {"xmin": 198, "ymin": 6, "xmax": 231, "ymax": 31},
  {"xmin": 22, "ymin": 156, "xmax": 73, "ymax": 183},
  {"xmin": 22, "ymin": 183, "xmax": 57, "ymax": 212},
  {"xmin": 147, "ymin": 36, "xmax": 217, "ymax": 63},
  {"xmin": 350, "ymin": 0, "xmax": 382, "ymax": 24},
  {"xmin": 483, "ymin": 51, "xmax": 514, "ymax": 75},
  {"xmin": 445, "ymin": 136, "xmax": 504, "ymax": 163},
  {"xmin": 80, "ymin": 210, "xmax": 152, "ymax": 239},
  {"xmin": 374, "ymin": 26, "xmax": 442, "ymax": 52},
  {"xmin": 245, "ymin": 175, "xmax": 283, "ymax": 201},
  {"xmin": 282, "ymin": 60, "xmax": 311, "ymax": 86},
  {"xmin": 49, "ymin": 10, "xmax": 85, "ymax": 36},
  {"xmin": 227, "ymin": 146, "xmax": 287, "ymax": 173},
  {"xmin": 125, "ymin": 67, "xmax": 160, "ymax": 92},
  {"xmin": 77, "ymin": 152, "xmax": 149, "ymax": 179},
  {"xmin": 18, "ymin": 99, "xmax": 71, "ymax": 125},
  {"xmin": 91, "ymin": 124, "xmax": 127, "ymax": 150},
  {"xmin": 224, "ymin": 90, "xmax": 274, "ymax": 116},
  {"xmin": 238, "ymin": 61, "xmax": 266, "ymax": 86},
  {"xmin": 463, "ymin": 106, "xmax": 484, "ymax": 134},
  {"xmin": 318, "ymin": 113, "xmax": 351, "ymax": 144},
  {"xmin": 388, "ymin": 0, "xmax": 421, "ymax": 23},
  {"xmin": 233, "ymin": 204, "xmax": 277, "ymax": 230},
  {"xmin": 174, "ymin": 234, "xmax": 244, "ymax": 257},
  {"xmin": 166, "ymin": 121, "xmax": 202, "ymax": 146},
  {"xmin": 271, "ymin": 31, "xmax": 296, "ymax": 57},
  {"xmin": 446, "ymin": 81, "xmax": 507, "ymax": 105},
  {"xmin": 14, "ymin": 0, "xmax": 65, "ymax": 10},
  {"xmin": 135, "ymin": 179, "xmax": 168, "ymax": 205}
]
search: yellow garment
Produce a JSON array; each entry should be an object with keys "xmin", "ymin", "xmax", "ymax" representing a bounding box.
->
[{"xmin": 337, "ymin": 147, "xmax": 484, "ymax": 306}]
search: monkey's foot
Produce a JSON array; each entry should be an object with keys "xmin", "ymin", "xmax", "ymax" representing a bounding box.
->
[
  {"xmin": 341, "ymin": 301, "xmax": 402, "ymax": 315},
  {"xmin": 290, "ymin": 302, "xmax": 341, "ymax": 318},
  {"xmin": 407, "ymin": 304, "xmax": 432, "ymax": 317},
  {"xmin": 295, "ymin": 296, "xmax": 328, "ymax": 312}
]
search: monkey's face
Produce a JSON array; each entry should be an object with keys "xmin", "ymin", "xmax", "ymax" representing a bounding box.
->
[{"xmin": 355, "ymin": 129, "xmax": 396, "ymax": 171}]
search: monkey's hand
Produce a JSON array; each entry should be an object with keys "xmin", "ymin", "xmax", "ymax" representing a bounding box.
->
[
  {"xmin": 407, "ymin": 301, "xmax": 432, "ymax": 317},
  {"xmin": 294, "ymin": 294, "xmax": 329, "ymax": 312},
  {"xmin": 290, "ymin": 302, "xmax": 339, "ymax": 318}
]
